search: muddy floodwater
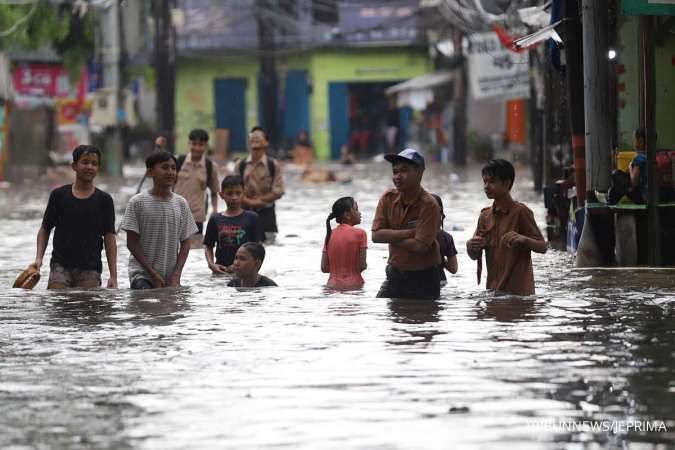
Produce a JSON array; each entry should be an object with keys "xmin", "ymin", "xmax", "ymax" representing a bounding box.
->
[{"xmin": 1, "ymin": 162, "xmax": 674, "ymax": 449}]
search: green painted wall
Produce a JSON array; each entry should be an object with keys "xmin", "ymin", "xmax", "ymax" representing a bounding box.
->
[
  {"xmin": 175, "ymin": 56, "xmax": 259, "ymax": 154},
  {"xmin": 308, "ymin": 48, "xmax": 432, "ymax": 159},
  {"xmin": 175, "ymin": 48, "xmax": 432, "ymax": 159},
  {"xmin": 617, "ymin": 15, "xmax": 675, "ymax": 150}
]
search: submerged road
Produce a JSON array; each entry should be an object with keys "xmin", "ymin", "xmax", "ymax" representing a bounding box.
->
[{"xmin": 0, "ymin": 162, "xmax": 674, "ymax": 449}]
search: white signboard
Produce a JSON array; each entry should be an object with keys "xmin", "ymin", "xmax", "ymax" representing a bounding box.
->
[{"xmin": 467, "ymin": 32, "xmax": 530, "ymax": 100}]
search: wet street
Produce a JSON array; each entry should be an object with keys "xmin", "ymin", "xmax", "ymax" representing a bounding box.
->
[{"xmin": 1, "ymin": 162, "xmax": 674, "ymax": 449}]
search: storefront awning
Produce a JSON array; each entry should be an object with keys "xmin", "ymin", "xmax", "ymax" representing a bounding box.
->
[{"xmin": 385, "ymin": 70, "xmax": 454, "ymax": 110}]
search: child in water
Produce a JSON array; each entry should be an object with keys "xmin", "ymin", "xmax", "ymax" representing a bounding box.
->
[
  {"xmin": 321, "ymin": 197, "xmax": 367, "ymax": 289},
  {"xmin": 228, "ymin": 242, "xmax": 277, "ymax": 287},
  {"xmin": 431, "ymin": 194, "xmax": 458, "ymax": 285}
]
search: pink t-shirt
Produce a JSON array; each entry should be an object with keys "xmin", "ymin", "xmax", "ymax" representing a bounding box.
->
[{"xmin": 324, "ymin": 224, "xmax": 367, "ymax": 289}]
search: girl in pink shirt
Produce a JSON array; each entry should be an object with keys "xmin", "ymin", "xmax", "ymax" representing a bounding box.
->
[{"xmin": 321, "ymin": 197, "xmax": 367, "ymax": 289}]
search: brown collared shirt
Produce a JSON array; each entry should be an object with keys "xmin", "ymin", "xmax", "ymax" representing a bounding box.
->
[
  {"xmin": 174, "ymin": 153, "xmax": 220, "ymax": 224},
  {"xmin": 471, "ymin": 200, "xmax": 544, "ymax": 295},
  {"xmin": 235, "ymin": 154, "xmax": 284, "ymax": 207},
  {"xmin": 372, "ymin": 187, "xmax": 441, "ymax": 271}
]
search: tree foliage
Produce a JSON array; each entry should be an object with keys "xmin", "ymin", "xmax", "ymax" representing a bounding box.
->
[{"xmin": 0, "ymin": 1, "xmax": 96, "ymax": 78}]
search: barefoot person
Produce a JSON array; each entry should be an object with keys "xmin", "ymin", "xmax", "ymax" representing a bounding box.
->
[
  {"xmin": 121, "ymin": 151, "xmax": 198, "ymax": 289},
  {"xmin": 466, "ymin": 159, "xmax": 547, "ymax": 295},
  {"xmin": 29, "ymin": 145, "xmax": 117, "ymax": 289},
  {"xmin": 372, "ymin": 149, "xmax": 442, "ymax": 300}
]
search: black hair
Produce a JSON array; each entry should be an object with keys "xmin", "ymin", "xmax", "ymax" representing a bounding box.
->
[
  {"xmin": 188, "ymin": 128, "xmax": 209, "ymax": 142},
  {"xmin": 325, "ymin": 197, "xmax": 356, "ymax": 248},
  {"xmin": 633, "ymin": 127, "xmax": 646, "ymax": 141},
  {"xmin": 72, "ymin": 145, "xmax": 101, "ymax": 163},
  {"xmin": 430, "ymin": 193, "xmax": 446, "ymax": 225},
  {"xmin": 240, "ymin": 242, "xmax": 265, "ymax": 263},
  {"xmin": 250, "ymin": 126, "xmax": 269, "ymax": 141},
  {"xmin": 221, "ymin": 175, "xmax": 244, "ymax": 191},
  {"xmin": 482, "ymin": 159, "xmax": 515, "ymax": 190},
  {"xmin": 146, "ymin": 150, "xmax": 177, "ymax": 169}
]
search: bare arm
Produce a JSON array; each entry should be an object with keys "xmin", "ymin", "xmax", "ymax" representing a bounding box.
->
[
  {"xmin": 371, "ymin": 228, "xmax": 415, "ymax": 243},
  {"xmin": 30, "ymin": 226, "xmax": 51, "ymax": 271},
  {"xmin": 445, "ymin": 255, "xmax": 458, "ymax": 274},
  {"xmin": 168, "ymin": 239, "xmax": 191, "ymax": 286},
  {"xmin": 205, "ymin": 246, "xmax": 229, "ymax": 274},
  {"xmin": 629, "ymin": 164, "xmax": 641, "ymax": 187},
  {"xmin": 359, "ymin": 248, "xmax": 367, "ymax": 272},
  {"xmin": 321, "ymin": 251, "xmax": 329, "ymax": 273},
  {"xmin": 391, "ymin": 238, "xmax": 430, "ymax": 254},
  {"xmin": 103, "ymin": 233, "xmax": 118, "ymax": 288},
  {"xmin": 126, "ymin": 230, "xmax": 165, "ymax": 287},
  {"xmin": 210, "ymin": 191, "xmax": 219, "ymax": 215}
]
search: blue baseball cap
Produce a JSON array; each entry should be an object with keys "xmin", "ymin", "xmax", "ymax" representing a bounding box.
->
[{"xmin": 384, "ymin": 148, "xmax": 425, "ymax": 169}]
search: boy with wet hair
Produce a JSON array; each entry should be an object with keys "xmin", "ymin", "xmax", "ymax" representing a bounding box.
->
[
  {"xmin": 467, "ymin": 159, "xmax": 547, "ymax": 295},
  {"xmin": 203, "ymin": 175, "xmax": 263, "ymax": 274},
  {"xmin": 174, "ymin": 128, "xmax": 220, "ymax": 234},
  {"xmin": 30, "ymin": 145, "xmax": 118, "ymax": 289},
  {"xmin": 121, "ymin": 151, "xmax": 198, "ymax": 289},
  {"xmin": 227, "ymin": 242, "xmax": 277, "ymax": 287}
]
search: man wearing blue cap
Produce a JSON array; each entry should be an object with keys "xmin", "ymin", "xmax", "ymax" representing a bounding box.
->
[{"xmin": 372, "ymin": 149, "xmax": 442, "ymax": 299}]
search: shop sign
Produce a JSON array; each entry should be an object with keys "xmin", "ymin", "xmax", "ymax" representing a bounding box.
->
[
  {"xmin": 467, "ymin": 32, "xmax": 530, "ymax": 100},
  {"xmin": 623, "ymin": 0, "xmax": 675, "ymax": 15},
  {"xmin": 13, "ymin": 63, "xmax": 70, "ymax": 97}
]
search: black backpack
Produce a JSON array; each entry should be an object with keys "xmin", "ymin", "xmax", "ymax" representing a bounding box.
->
[
  {"xmin": 238, "ymin": 156, "xmax": 276, "ymax": 180},
  {"xmin": 176, "ymin": 155, "xmax": 215, "ymax": 192}
]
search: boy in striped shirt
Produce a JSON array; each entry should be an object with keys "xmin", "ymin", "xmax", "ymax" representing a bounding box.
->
[{"xmin": 121, "ymin": 151, "xmax": 198, "ymax": 289}]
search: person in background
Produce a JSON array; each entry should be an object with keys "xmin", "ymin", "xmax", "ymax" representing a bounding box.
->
[
  {"xmin": 321, "ymin": 197, "xmax": 367, "ymax": 290},
  {"xmin": 372, "ymin": 148, "xmax": 442, "ymax": 300},
  {"xmin": 228, "ymin": 242, "xmax": 277, "ymax": 288},
  {"xmin": 628, "ymin": 127, "xmax": 648, "ymax": 203},
  {"xmin": 466, "ymin": 159, "xmax": 547, "ymax": 296},
  {"xmin": 30, "ymin": 145, "xmax": 117, "ymax": 289},
  {"xmin": 234, "ymin": 126, "xmax": 285, "ymax": 243},
  {"xmin": 121, "ymin": 151, "xmax": 198, "ymax": 289},
  {"xmin": 430, "ymin": 194, "xmax": 458, "ymax": 285},
  {"xmin": 204, "ymin": 175, "xmax": 263, "ymax": 274},
  {"xmin": 174, "ymin": 128, "xmax": 220, "ymax": 235}
]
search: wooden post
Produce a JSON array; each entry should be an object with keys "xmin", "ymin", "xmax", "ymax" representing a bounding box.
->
[
  {"xmin": 154, "ymin": 0, "xmax": 176, "ymax": 150},
  {"xmin": 639, "ymin": 16, "xmax": 660, "ymax": 265},
  {"xmin": 582, "ymin": 0, "xmax": 612, "ymax": 196},
  {"xmin": 452, "ymin": 28, "xmax": 467, "ymax": 166}
]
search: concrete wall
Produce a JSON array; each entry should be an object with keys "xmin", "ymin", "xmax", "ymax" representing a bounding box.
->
[
  {"xmin": 175, "ymin": 48, "xmax": 431, "ymax": 159},
  {"xmin": 175, "ymin": 56, "xmax": 259, "ymax": 154},
  {"xmin": 308, "ymin": 48, "xmax": 431, "ymax": 159},
  {"xmin": 617, "ymin": 15, "xmax": 675, "ymax": 150}
]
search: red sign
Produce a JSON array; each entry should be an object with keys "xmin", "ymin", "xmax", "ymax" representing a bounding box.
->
[{"xmin": 13, "ymin": 63, "xmax": 70, "ymax": 98}]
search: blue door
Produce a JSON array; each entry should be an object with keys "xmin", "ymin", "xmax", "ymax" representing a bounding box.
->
[
  {"xmin": 214, "ymin": 78, "xmax": 247, "ymax": 152},
  {"xmin": 328, "ymin": 82, "xmax": 349, "ymax": 160},
  {"xmin": 283, "ymin": 70, "xmax": 310, "ymax": 142}
]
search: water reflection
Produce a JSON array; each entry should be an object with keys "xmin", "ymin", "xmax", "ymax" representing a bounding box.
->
[{"xmin": 1, "ymin": 164, "xmax": 675, "ymax": 448}]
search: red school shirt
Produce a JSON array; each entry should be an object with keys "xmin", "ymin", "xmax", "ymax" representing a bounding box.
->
[{"xmin": 324, "ymin": 224, "xmax": 367, "ymax": 289}]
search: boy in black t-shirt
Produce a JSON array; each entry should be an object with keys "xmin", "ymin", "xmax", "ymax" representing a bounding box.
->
[
  {"xmin": 29, "ymin": 145, "xmax": 117, "ymax": 289},
  {"xmin": 204, "ymin": 175, "xmax": 263, "ymax": 274}
]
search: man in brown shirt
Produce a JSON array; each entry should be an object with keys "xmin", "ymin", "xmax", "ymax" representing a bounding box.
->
[
  {"xmin": 467, "ymin": 159, "xmax": 547, "ymax": 295},
  {"xmin": 234, "ymin": 126, "xmax": 284, "ymax": 242},
  {"xmin": 174, "ymin": 129, "xmax": 220, "ymax": 234},
  {"xmin": 372, "ymin": 149, "xmax": 442, "ymax": 300}
]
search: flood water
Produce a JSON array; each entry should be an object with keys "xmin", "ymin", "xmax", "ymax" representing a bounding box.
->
[{"xmin": 1, "ymin": 162, "xmax": 674, "ymax": 449}]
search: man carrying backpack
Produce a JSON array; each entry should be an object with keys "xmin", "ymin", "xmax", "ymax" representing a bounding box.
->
[
  {"xmin": 174, "ymin": 128, "xmax": 220, "ymax": 234},
  {"xmin": 234, "ymin": 126, "xmax": 285, "ymax": 243}
]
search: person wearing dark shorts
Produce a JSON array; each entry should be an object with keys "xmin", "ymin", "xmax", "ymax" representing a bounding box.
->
[
  {"xmin": 372, "ymin": 148, "xmax": 442, "ymax": 300},
  {"xmin": 29, "ymin": 145, "xmax": 117, "ymax": 289}
]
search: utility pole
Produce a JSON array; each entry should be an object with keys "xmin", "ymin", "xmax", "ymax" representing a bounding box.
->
[
  {"xmin": 582, "ymin": 0, "xmax": 611, "ymax": 197},
  {"xmin": 101, "ymin": 0, "xmax": 123, "ymax": 175},
  {"xmin": 639, "ymin": 16, "xmax": 660, "ymax": 265},
  {"xmin": 452, "ymin": 28, "xmax": 467, "ymax": 166},
  {"xmin": 154, "ymin": 0, "xmax": 176, "ymax": 151},
  {"xmin": 256, "ymin": 0, "xmax": 279, "ymax": 151}
]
